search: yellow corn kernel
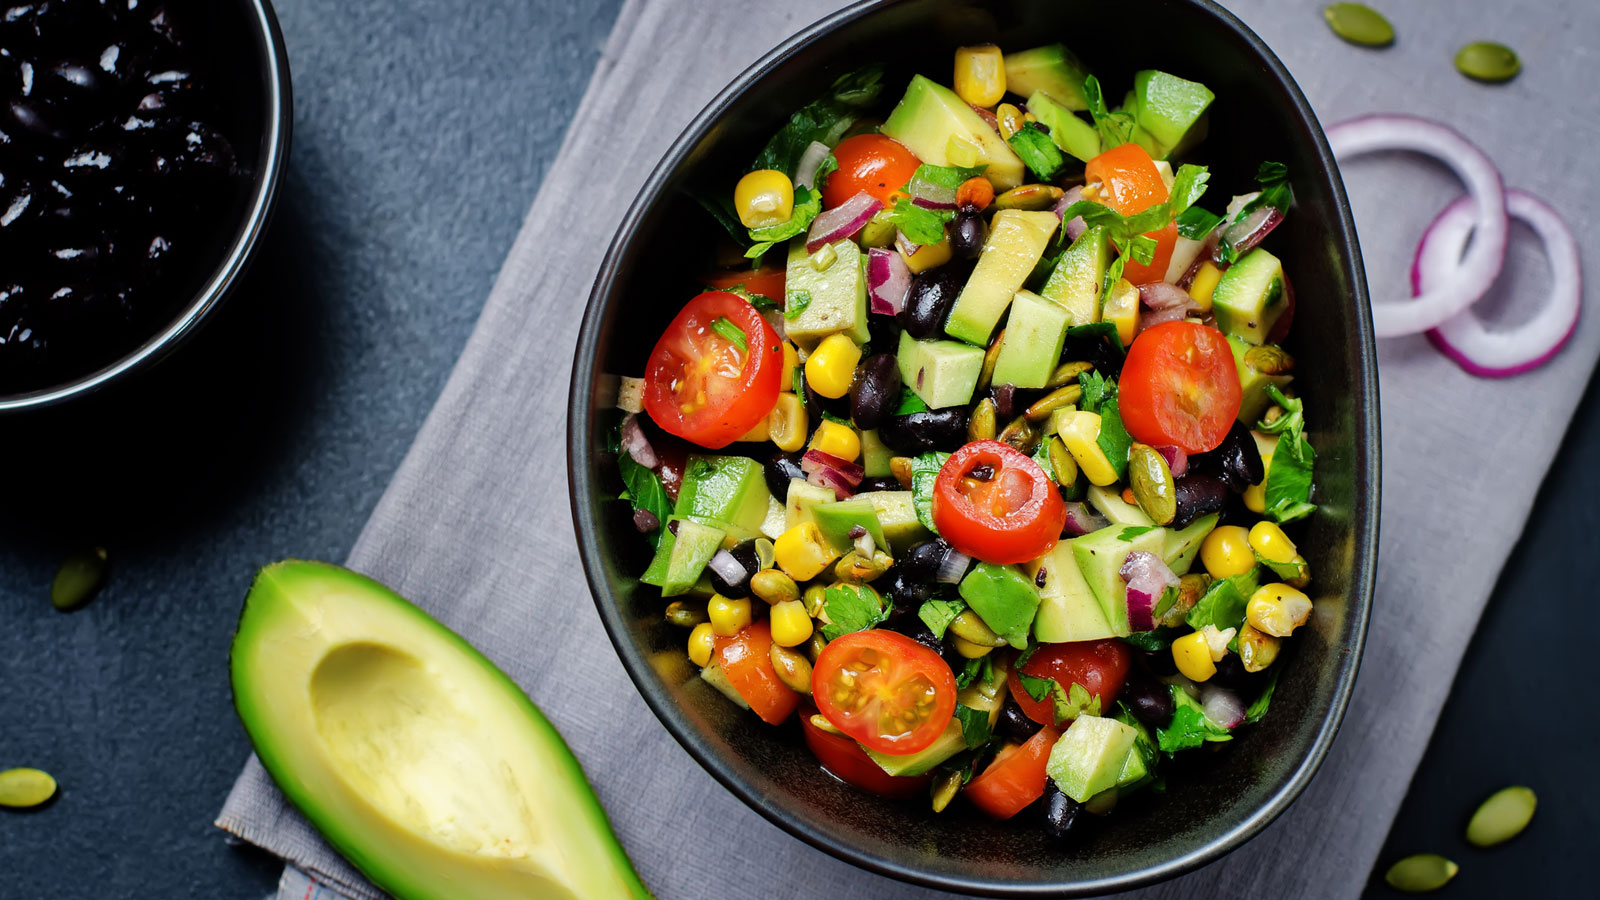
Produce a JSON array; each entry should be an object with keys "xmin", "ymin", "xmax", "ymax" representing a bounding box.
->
[
  {"xmin": 1059, "ymin": 410, "xmax": 1119, "ymax": 486},
  {"xmin": 1198, "ymin": 624, "xmax": 1236, "ymax": 660},
  {"xmin": 774, "ymin": 521, "xmax": 841, "ymax": 581},
  {"xmin": 1246, "ymin": 583, "xmax": 1313, "ymax": 637},
  {"xmin": 1284, "ymin": 553, "xmax": 1312, "ymax": 589},
  {"xmin": 1171, "ymin": 631, "xmax": 1217, "ymax": 682},
  {"xmin": 707, "ymin": 594, "xmax": 752, "ymax": 637},
  {"xmin": 687, "ymin": 622, "xmax": 716, "ymax": 667},
  {"xmin": 1248, "ymin": 520, "xmax": 1298, "ymax": 564},
  {"xmin": 767, "ymin": 392, "xmax": 808, "ymax": 453},
  {"xmin": 1243, "ymin": 449, "xmax": 1273, "ymax": 513},
  {"xmin": 1103, "ymin": 278, "xmax": 1140, "ymax": 347},
  {"xmin": 736, "ymin": 415, "xmax": 771, "ymax": 442},
  {"xmin": 733, "ymin": 169, "xmax": 794, "ymax": 229},
  {"xmin": 1189, "ymin": 261, "xmax": 1223, "ymax": 312},
  {"xmin": 1201, "ymin": 525, "xmax": 1256, "ymax": 578},
  {"xmin": 805, "ymin": 334, "xmax": 862, "ymax": 399},
  {"xmin": 769, "ymin": 599, "xmax": 814, "ymax": 648},
  {"xmin": 899, "ymin": 231, "xmax": 954, "ymax": 274},
  {"xmin": 781, "ymin": 340, "xmax": 800, "ymax": 374},
  {"xmin": 810, "ymin": 420, "xmax": 861, "ymax": 461},
  {"xmin": 953, "ymin": 44, "xmax": 1006, "ymax": 107},
  {"xmin": 952, "ymin": 635, "xmax": 995, "ymax": 659},
  {"xmin": 1237, "ymin": 624, "xmax": 1281, "ymax": 673}
]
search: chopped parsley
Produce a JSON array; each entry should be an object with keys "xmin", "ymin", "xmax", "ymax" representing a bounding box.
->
[
  {"xmin": 918, "ymin": 597, "xmax": 965, "ymax": 640},
  {"xmin": 908, "ymin": 451, "xmax": 952, "ymax": 534},
  {"xmin": 783, "ymin": 288, "xmax": 813, "ymax": 320},
  {"xmin": 882, "ymin": 196, "xmax": 950, "ymax": 246},
  {"xmin": 1096, "ymin": 397, "xmax": 1133, "ymax": 482},
  {"xmin": 1156, "ymin": 686, "xmax": 1233, "ymax": 753},
  {"xmin": 955, "ymin": 704, "xmax": 993, "ymax": 749},
  {"xmin": 751, "ymin": 65, "xmax": 885, "ymax": 176},
  {"xmin": 617, "ymin": 450, "xmax": 671, "ymax": 548},
  {"xmin": 1082, "ymin": 75, "xmax": 1135, "ymax": 148},
  {"xmin": 819, "ymin": 584, "xmax": 889, "ymax": 641},
  {"xmin": 1008, "ymin": 124, "xmax": 1066, "ymax": 181},
  {"xmin": 745, "ymin": 184, "xmax": 821, "ymax": 260},
  {"xmin": 1118, "ymin": 525, "xmax": 1157, "ymax": 540},
  {"xmin": 709, "ymin": 317, "xmax": 748, "ymax": 354},
  {"xmin": 894, "ymin": 387, "xmax": 929, "ymax": 415},
  {"xmin": 1244, "ymin": 667, "xmax": 1280, "ymax": 724},
  {"xmin": 1258, "ymin": 386, "xmax": 1316, "ymax": 523}
]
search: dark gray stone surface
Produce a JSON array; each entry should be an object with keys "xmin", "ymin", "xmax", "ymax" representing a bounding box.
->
[{"xmin": 0, "ymin": 0, "xmax": 1586, "ymax": 897}]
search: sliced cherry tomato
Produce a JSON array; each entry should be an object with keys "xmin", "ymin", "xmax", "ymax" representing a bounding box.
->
[
  {"xmin": 799, "ymin": 708, "xmax": 933, "ymax": 798},
  {"xmin": 964, "ymin": 725, "xmax": 1062, "ymax": 819},
  {"xmin": 643, "ymin": 291, "xmax": 783, "ymax": 449},
  {"xmin": 1007, "ymin": 640, "xmax": 1131, "ymax": 727},
  {"xmin": 1085, "ymin": 142, "xmax": 1175, "ymax": 285},
  {"xmin": 813, "ymin": 629, "xmax": 956, "ymax": 755},
  {"xmin": 714, "ymin": 620, "xmax": 800, "ymax": 726},
  {"xmin": 1118, "ymin": 320, "xmax": 1242, "ymax": 455},
  {"xmin": 931, "ymin": 440, "xmax": 1066, "ymax": 565},
  {"xmin": 701, "ymin": 266, "xmax": 785, "ymax": 304},
  {"xmin": 821, "ymin": 133, "xmax": 921, "ymax": 210}
]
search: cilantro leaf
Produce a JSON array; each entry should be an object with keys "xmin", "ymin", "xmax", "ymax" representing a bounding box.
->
[
  {"xmin": 820, "ymin": 584, "xmax": 889, "ymax": 641},
  {"xmin": 1017, "ymin": 672, "xmax": 1054, "ymax": 703},
  {"xmin": 906, "ymin": 162, "xmax": 988, "ymax": 196},
  {"xmin": 1244, "ymin": 666, "xmax": 1281, "ymax": 724},
  {"xmin": 955, "ymin": 656, "xmax": 991, "ymax": 689},
  {"xmin": 1083, "ymin": 75, "xmax": 1134, "ymax": 148},
  {"xmin": 1186, "ymin": 568, "xmax": 1260, "ymax": 633},
  {"xmin": 1219, "ymin": 162, "xmax": 1294, "ymax": 263},
  {"xmin": 716, "ymin": 282, "xmax": 781, "ymax": 311},
  {"xmin": 745, "ymin": 185, "xmax": 822, "ymax": 260},
  {"xmin": 710, "ymin": 317, "xmax": 748, "ymax": 354},
  {"xmin": 1008, "ymin": 125, "xmax": 1066, "ymax": 181},
  {"xmin": 1096, "ymin": 397, "xmax": 1133, "ymax": 482},
  {"xmin": 617, "ymin": 449, "xmax": 671, "ymax": 548},
  {"xmin": 1051, "ymin": 680, "xmax": 1102, "ymax": 724},
  {"xmin": 1121, "ymin": 627, "xmax": 1180, "ymax": 652},
  {"xmin": 1126, "ymin": 233, "xmax": 1157, "ymax": 266},
  {"xmin": 791, "ymin": 364, "xmax": 804, "ymax": 396},
  {"xmin": 955, "ymin": 704, "xmax": 993, "ymax": 749},
  {"xmin": 783, "ymin": 289, "xmax": 813, "ymax": 321},
  {"xmin": 752, "ymin": 66, "xmax": 885, "ymax": 176},
  {"xmin": 1078, "ymin": 369, "xmax": 1114, "ymax": 414},
  {"xmin": 1175, "ymin": 205, "xmax": 1224, "ymax": 240},
  {"xmin": 1263, "ymin": 434, "xmax": 1317, "ymax": 524},
  {"xmin": 1156, "ymin": 686, "xmax": 1233, "ymax": 753},
  {"xmin": 821, "ymin": 410, "xmax": 851, "ymax": 426},
  {"xmin": 909, "ymin": 452, "xmax": 952, "ymax": 534},
  {"xmin": 918, "ymin": 597, "xmax": 965, "ymax": 640},
  {"xmin": 1256, "ymin": 384, "xmax": 1306, "ymax": 461},
  {"xmin": 1118, "ymin": 526, "xmax": 1156, "ymax": 540},
  {"xmin": 1032, "ymin": 436, "xmax": 1057, "ymax": 483},
  {"xmin": 692, "ymin": 191, "xmax": 751, "ymax": 247},
  {"xmin": 882, "ymin": 196, "xmax": 952, "ymax": 246},
  {"xmin": 812, "ymin": 152, "xmax": 839, "ymax": 191},
  {"xmin": 894, "ymin": 386, "xmax": 929, "ymax": 416}
]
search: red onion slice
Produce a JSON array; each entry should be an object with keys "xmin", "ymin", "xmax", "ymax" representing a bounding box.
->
[
  {"xmin": 1055, "ymin": 185, "xmax": 1087, "ymax": 241},
  {"xmin": 935, "ymin": 548, "xmax": 972, "ymax": 584},
  {"xmin": 806, "ymin": 191, "xmax": 882, "ymax": 254},
  {"xmin": 1119, "ymin": 550, "xmax": 1179, "ymax": 633},
  {"xmin": 1156, "ymin": 445, "xmax": 1188, "ymax": 478},
  {"xmin": 1326, "ymin": 115, "xmax": 1508, "ymax": 338},
  {"xmin": 1416, "ymin": 191, "xmax": 1582, "ymax": 377},
  {"xmin": 707, "ymin": 548, "xmax": 748, "ymax": 587},
  {"xmin": 793, "ymin": 140, "xmax": 831, "ymax": 190},
  {"xmin": 867, "ymin": 247, "xmax": 912, "ymax": 315},
  {"xmin": 1201, "ymin": 685, "xmax": 1246, "ymax": 729},
  {"xmin": 801, "ymin": 449, "xmax": 864, "ymax": 500},
  {"xmin": 619, "ymin": 414, "xmax": 659, "ymax": 468},
  {"xmin": 1219, "ymin": 204, "xmax": 1283, "ymax": 259},
  {"xmin": 1061, "ymin": 501, "xmax": 1109, "ymax": 537}
]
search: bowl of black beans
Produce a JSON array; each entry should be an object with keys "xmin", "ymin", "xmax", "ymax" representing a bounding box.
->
[{"xmin": 0, "ymin": 0, "xmax": 290, "ymax": 409}]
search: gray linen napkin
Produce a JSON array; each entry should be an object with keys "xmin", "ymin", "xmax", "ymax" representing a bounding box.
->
[{"xmin": 218, "ymin": 0, "xmax": 1600, "ymax": 897}]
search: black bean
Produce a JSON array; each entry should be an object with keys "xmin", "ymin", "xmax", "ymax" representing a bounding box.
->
[
  {"xmin": 989, "ymin": 384, "xmax": 1017, "ymax": 420},
  {"xmin": 804, "ymin": 381, "xmax": 850, "ymax": 423},
  {"xmin": 1043, "ymin": 781, "xmax": 1084, "ymax": 840},
  {"xmin": 879, "ymin": 407, "xmax": 970, "ymax": 454},
  {"xmin": 1138, "ymin": 647, "xmax": 1178, "ymax": 678},
  {"xmin": 880, "ymin": 567, "xmax": 933, "ymax": 610},
  {"xmin": 898, "ymin": 265, "xmax": 967, "ymax": 340},
  {"xmin": 995, "ymin": 696, "xmax": 1042, "ymax": 743},
  {"xmin": 849, "ymin": 352, "xmax": 901, "ymax": 431},
  {"xmin": 1193, "ymin": 420, "xmax": 1264, "ymax": 492},
  {"xmin": 1172, "ymin": 472, "xmax": 1230, "ymax": 529},
  {"xmin": 866, "ymin": 312, "xmax": 900, "ymax": 352},
  {"xmin": 883, "ymin": 616, "xmax": 962, "ymax": 670},
  {"xmin": 707, "ymin": 542, "xmax": 760, "ymax": 598},
  {"xmin": 898, "ymin": 539, "xmax": 951, "ymax": 584},
  {"xmin": 950, "ymin": 212, "xmax": 987, "ymax": 259},
  {"xmin": 763, "ymin": 453, "xmax": 805, "ymax": 499},
  {"xmin": 856, "ymin": 475, "xmax": 901, "ymax": 494},
  {"xmin": 1209, "ymin": 653, "xmax": 1265, "ymax": 694},
  {"xmin": 1119, "ymin": 669, "xmax": 1175, "ymax": 729},
  {"xmin": 1062, "ymin": 332, "xmax": 1122, "ymax": 379}
]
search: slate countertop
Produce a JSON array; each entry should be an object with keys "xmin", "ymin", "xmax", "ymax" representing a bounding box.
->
[{"xmin": 0, "ymin": 0, "xmax": 1587, "ymax": 897}]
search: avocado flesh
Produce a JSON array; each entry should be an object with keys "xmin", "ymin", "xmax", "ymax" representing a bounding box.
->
[
  {"xmin": 883, "ymin": 75, "xmax": 1025, "ymax": 190},
  {"xmin": 991, "ymin": 290, "xmax": 1070, "ymax": 390},
  {"xmin": 230, "ymin": 561, "xmax": 651, "ymax": 900},
  {"xmin": 896, "ymin": 330, "xmax": 985, "ymax": 409},
  {"xmin": 944, "ymin": 209, "xmax": 1060, "ymax": 346},
  {"xmin": 1040, "ymin": 226, "xmax": 1111, "ymax": 327},
  {"xmin": 1027, "ymin": 540, "xmax": 1120, "ymax": 643}
]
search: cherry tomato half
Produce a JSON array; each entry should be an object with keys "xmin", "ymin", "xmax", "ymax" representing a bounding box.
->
[
  {"xmin": 932, "ymin": 440, "xmax": 1066, "ymax": 565},
  {"xmin": 799, "ymin": 709, "xmax": 933, "ymax": 798},
  {"xmin": 821, "ymin": 134, "xmax": 921, "ymax": 210},
  {"xmin": 1085, "ymin": 142, "xmax": 1176, "ymax": 285},
  {"xmin": 1118, "ymin": 320, "xmax": 1242, "ymax": 455},
  {"xmin": 1007, "ymin": 640, "xmax": 1132, "ymax": 727},
  {"xmin": 643, "ymin": 291, "xmax": 783, "ymax": 449},
  {"xmin": 813, "ymin": 629, "xmax": 957, "ymax": 755},
  {"xmin": 714, "ymin": 620, "xmax": 800, "ymax": 726},
  {"xmin": 963, "ymin": 725, "xmax": 1062, "ymax": 819}
]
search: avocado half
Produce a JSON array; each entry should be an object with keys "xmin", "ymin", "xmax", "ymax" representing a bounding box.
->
[{"xmin": 230, "ymin": 560, "xmax": 652, "ymax": 900}]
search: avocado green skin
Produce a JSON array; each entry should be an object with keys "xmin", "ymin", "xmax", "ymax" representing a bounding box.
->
[
  {"xmin": 959, "ymin": 562, "xmax": 1043, "ymax": 650},
  {"xmin": 230, "ymin": 560, "xmax": 653, "ymax": 900}
]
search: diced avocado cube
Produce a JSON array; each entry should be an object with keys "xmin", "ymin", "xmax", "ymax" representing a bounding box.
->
[
  {"xmin": 882, "ymin": 75, "xmax": 1025, "ymax": 190},
  {"xmin": 1212, "ymin": 248, "xmax": 1288, "ymax": 345},
  {"xmin": 1132, "ymin": 70, "xmax": 1213, "ymax": 159},
  {"xmin": 675, "ymin": 455, "xmax": 772, "ymax": 541},
  {"xmin": 897, "ymin": 330, "xmax": 985, "ymax": 409},
  {"xmin": 784, "ymin": 238, "xmax": 869, "ymax": 350},
  {"xmin": 866, "ymin": 718, "xmax": 966, "ymax": 776},
  {"xmin": 1163, "ymin": 513, "xmax": 1219, "ymax": 576},
  {"xmin": 1040, "ymin": 226, "xmax": 1111, "ymax": 327},
  {"xmin": 1116, "ymin": 738, "xmax": 1151, "ymax": 789},
  {"xmin": 991, "ymin": 290, "xmax": 1071, "ymax": 390},
  {"xmin": 1025, "ymin": 90, "xmax": 1100, "ymax": 163},
  {"xmin": 1070, "ymin": 524, "xmax": 1168, "ymax": 635},
  {"xmin": 945, "ymin": 210, "xmax": 1060, "ymax": 346},
  {"xmin": 1228, "ymin": 335, "xmax": 1294, "ymax": 424},
  {"xmin": 859, "ymin": 490, "xmax": 931, "ymax": 552},
  {"xmin": 1047, "ymin": 715, "xmax": 1140, "ymax": 803},
  {"xmin": 1087, "ymin": 483, "xmax": 1153, "ymax": 528},
  {"xmin": 1113, "ymin": 712, "xmax": 1157, "ymax": 790},
  {"xmin": 958, "ymin": 562, "xmax": 1041, "ymax": 649},
  {"xmin": 1004, "ymin": 44, "xmax": 1091, "ymax": 111},
  {"xmin": 699, "ymin": 661, "xmax": 750, "ymax": 709},
  {"xmin": 859, "ymin": 428, "xmax": 893, "ymax": 478},
  {"xmin": 811, "ymin": 498, "xmax": 888, "ymax": 553},
  {"xmin": 641, "ymin": 518, "xmax": 726, "ymax": 597},
  {"xmin": 1027, "ymin": 539, "xmax": 1121, "ymax": 643},
  {"xmin": 784, "ymin": 478, "xmax": 837, "ymax": 531}
]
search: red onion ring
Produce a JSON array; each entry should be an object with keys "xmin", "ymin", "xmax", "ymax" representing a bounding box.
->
[
  {"xmin": 1326, "ymin": 115, "xmax": 1508, "ymax": 338},
  {"xmin": 867, "ymin": 247, "xmax": 912, "ymax": 315},
  {"xmin": 1414, "ymin": 191, "xmax": 1582, "ymax": 377},
  {"xmin": 1055, "ymin": 185, "xmax": 1087, "ymax": 241},
  {"xmin": 806, "ymin": 191, "xmax": 881, "ymax": 254}
]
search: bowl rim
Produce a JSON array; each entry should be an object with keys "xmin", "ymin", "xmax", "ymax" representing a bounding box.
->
[
  {"xmin": 0, "ymin": 0, "xmax": 295, "ymax": 413},
  {"xmin": 569, "ymin": 0, "xmax": 1380, "ymax": 894}
]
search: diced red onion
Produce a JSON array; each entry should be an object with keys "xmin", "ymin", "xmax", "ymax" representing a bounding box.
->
[
  {"xmin": 1201, "ymin": 685, "xmax": 1246, "ymax": 729},
  {"xmin": 867, "ymin": 247, "xmax": 912, "ymax": 315},
  {"xmin": 1139, "ymin": 281, "xmax": 1196, "ymax": 311},
  {"xmin": 1326, "ymin": 115, "xmax": 1508, "ymax": 338},
  {"xmin": 806, "ymin": 191, "xmax": 882, "ymax": 254},
  {"xmin": 801, "ymin": 449, "xmax": 864, "ymax": 500},
  {"xmin": 936, "ymin": 548, "xmax": 972, "ymax": 584},
  {"xmin": 911, "ymin": 194, "xmax": 956, "ymax": 211},
  {"xmin": 707, "ymin": 549, "xmax": 748, "ymax": 587},
  {"xmin": 793, "ymin": 140, "xmax": 832, "ymax": 190},
  {"xmin": 1417, "ymin": 190, "xmax": 1581, "ymax": 377},
  {"xmin": 619, "ymin": 414, "xmax": 659, "ymax": 468},
  {"xmin": 907, "ymin": 168, "xmax": 959, "ymax": 210},
  {"xmin": 1156, "ymin": 446, "xmax": 1188, "ymax": 478},
  {"xmin": 1061, "ymin": 501, "xmax": 1109, "ymax": 537},
  {"xmin": 1220, "ymin": 204, "xmax": 1283, "ymax": 259},
  {"xmin": 1138, "ymin": 305, "xmax": 1193, "ymax": 334},
  {"xmin": 1120, "ymin": 551, "xmax": 1179, "ymax": 633},
  {"xmin": 1055, "ymin": 185, "xmax": 1087, "ymax": 240}
]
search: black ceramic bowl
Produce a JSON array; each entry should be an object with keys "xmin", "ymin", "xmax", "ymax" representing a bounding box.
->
[
  {"xmin": 571, "ymin": 0, "xmax": 1379, "ymax": 894},
  {"xmin": 0, "ymin": 0, "xmax": 291, "ymax": 411}
]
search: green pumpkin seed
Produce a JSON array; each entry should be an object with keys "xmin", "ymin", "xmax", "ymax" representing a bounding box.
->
[
  {"xmin": 1455, "ymin": 42, "xmax": 1520, "ymax": 83},
  {"xmin": 1047, "ymin": 360, "xmax": 1094, "ymax": 389},
  {"xmin": 968, "ymin": 398, "xmax": 998, "ymax": 442},
  {"xmin": 1243, "ymin": 344, "xmax": 1294, "ymax": 375},
  {"xmin": 997, "ymin": 416, "xmax": 1039, "ymax": 454},
  {"xmin": 0, "ymin": 767, "xmax": 57, "ymax": 809},
  {"xmin": 950, "ymin": 610, "xmax": 1007, "ymax": 647},
  {"xmin": 769, "ymin": 644, "xmax": 814, "ymax": 694},
  {"xmin": 750, "ymin": 569, "xmax": 799, "ymax": 606},
  {"xmin": 1323, "ymin": 3, "xmax": 1395, "ymax": 47},
  {"xmin": 1128, "ymin": 444, "xmax": 1177, "ymax": 526},
  {"xmin": 51, "ymin": 546, "xmax": 108, "ymax": 611},
  {"xmin": 1024, "ymin": 384, "xmax": 1083, "ymax": 422},
  {"xmin": 664, "ymin": 600, "xmax": 707, "ymax": 628},
  {"xmin": 1466, "ymin": 785, "xmax": 1536, "ymax": 847},
  {"xmin": 994, "ymin": 184, "xmax": 1064, "ymax": 211},
  {"xmin": 976, "ymin": 331, "xmax": 1005, "ymax": 393},
  {"xmin": 1384, "ymin": 854, "xmax": 1458, "ymax": 893},
  {"xmin": 931, "ymin": 768, "xmax": 964, "ymax": 813},
  {"xmin": 1047, "ymin": 437, "xmax": 1078, "ymax": 487}
]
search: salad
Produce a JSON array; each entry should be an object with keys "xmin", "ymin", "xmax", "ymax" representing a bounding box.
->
[{"xmin": 610, "ymin": 42, "xmax": 1318, "ymax": 838}]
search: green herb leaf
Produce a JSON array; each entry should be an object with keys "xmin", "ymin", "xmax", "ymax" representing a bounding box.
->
[
  {"xmin": 820, "ymin": 584, "xmax": 889, "ymax": 641},
  {"xmin": 1032, "ymin": 436, "xmax": 1057, "ymax": 483},
  {"xmin": 909, "ymin": 452, "xmax": 952, "ymax": 534},
  {"xmin": 1186, "ymin": 568, "xmax": 1260, "ymax": 632},
  {"xmin": 1077, "ymin": 369, "xmax": 1114, "ymax": 415},
  {"xmin": 955, "ymin": 704, "xmax": 993, "ymax": 749},
  {"xmin": 1083, "ymin": 75, "xmax": 1134, "ymax": 148},
  {"xmin": 1243, "ymin": 666, "xmax": 1280, "ymax": 724},
  {"xmin": 692, "ymin": 192, "xmax": 752, "ymax": 247},
  {"xmin": 1126, "ymin": 233, "xmax": 1157, "ymax": 266},
  {"xmin": 821, "ymin": 410, "xmax": 852, "ymax": 426},
  {"xmin": 1008, "ymin": 125, "xmax": 1066, "ymax": 181},
  {"xmin": 1117, "ymin": 526, "xmax": 1156, "ymax": 540},
  {"xmin": 1156, "ymin": 686, "xmax": 1233, "ymax": 753},
  {"xmin": 955, "ymin": 656, "xmax": 985, "ymax": 689},
  {"xmin": 894, "ymin": 386, "xmax": 929, "ymax": 416},
  {"xmin": 883, "ymin": 196, "xmax": 952, "ymax": 246},
  {"xmin": 1051, "ymin": 680, "xmax": 1102, "ymax": 725},
  {"xmin": 617, "ymin": 449, "xmax": 672, "ymax": 548},
  {"xmin": 716, "ymin": 282, "xmax": 782, "ymax": 311},
  {"xmin": 1219, "ymin": 162, "xmax": 1294, "ymax": 262},
  {"xmin": 1175, "ymin": 206, "xmax": 1224, "ymax": 240},
  {"xmin": 918, "ymin": 597, "xmax": 966, "ymax": 640},
  {"xmin": 710, "ymin": 317, "xmax": 748, "ymax": 354},
  {"xmin": 752, "ymin": 65, "xmax": 885, "ymax": 176},
  {"xmin": 1256, "ymin": 384, "xmax": 1306, "ymax": 460},
  {"xmin": 784, "ymin": 289, "xmax": 813, "ymax": 320},
  {"xmin": 906, "ymin": 162, "xmax": 988, "ymax": 195},
  {"xmin": 792, "ymin": 364, "xmax": 805, "ymax": 396},
  {"xmin": 1263, "ymin": 435, "xmax": 1317, "ymax": 524},
  {"xmin": 1017, "ymin": 672, "xmax": 1054, "ymax": 703},
  {"xmin": 813, "ymin": 152, "xmax": 840, "ymax": 191},
  {"xmin": 1096, "ymin": 397, "xmax": 1133, "ymax": 482},
  {"xmin": 745, "ymin": 185, "xmax": 822, "ymax": 260},
  {"xmin": 1121, "ymin": 627, "xmax": 1180, "ymax": 652}
]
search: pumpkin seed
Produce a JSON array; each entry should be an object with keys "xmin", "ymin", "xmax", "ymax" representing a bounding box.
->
[
  {"xmin": 1237, "ymin": 624, "xmax": 1281, "ymax": 672},
  {"xmin": 1243, "ymin": 344, "xmax": 1294, "ymax": 375},
  {"xmin": 1384, "ymin": 854, "xmax": 1458, "ymax": 893},
  {"xmin": 750, "ymin": 569, "xmax": 799, "ymax": 606},
  {"xmin": 0, "ymin": 767, "xmax": 57, "ymax": 809},
  {"xmin": 968, "ymin": 398, "xmax": 998, "ymax": 442},
  {"xmin": 1128, "ymin": 444, "xmax": 1177, "ymax": 525},
  {"xmin": 52, "ymin": 546, "xmax": 108, "ymax": 611},
  {"xmin": 805, "ymin": 632, "xmax": 828, "ymax": 662},
  {"xmin": 1455, "ymin": 42, "xmax": 1520, "ymax": 83},
  {"xmin": 950, "ymin": 610, "xmax": 1007, "ymax": 647},
  {"xmin": 1323, "ymin": 3, "xmax": 1395, "ymax": 48},
  {"xmin": 1465, "ymin": 785, "xmax": 1536, "ymax": 847},
  {"xmin": 664, "ymin": 600, "xmax": 707, "ymax": 628},
  {"xmin": 994, "ymin": 184, "xmax": 1064, "ymax": 211},
  {"xmin": 808, "ymin": 713, "xmax": 842, "ymax": 735},
  {"xmin": 995, "ymin": 103, "xmax": 1025, "ymax": 141},
  {"xmin": 769, "ymin": 643, "xmax": 814, "ymax": 694},
  {"xmin": 931, "ymin": 769, "xmax": 964, "ymax": 813},
  {"xmin": 1025, "ymin": 384, "xmax": 1083, "ymax": 422},
  {"xmin": 997, "ymin": 416, "xmax": 1039, "ymax": 454},
  {"xmin": 889, "ymin": 456, "xmax": 914, "ymax": 489},
  {"xmin": 803, "ymin": 584, "xmax": 829, "ymax": 618},
  {"xmin": 1047, "ymin": 437, "xmax": 1078, "ymax": 487},
  {"xmin": 976, "ymin": 330, "xmax": 1005, "ymax": 393},
  {"xmin": 1047, "ymin": 360, "xmax": 1093, "ymax": 389}
]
